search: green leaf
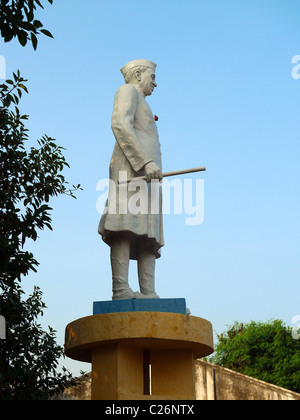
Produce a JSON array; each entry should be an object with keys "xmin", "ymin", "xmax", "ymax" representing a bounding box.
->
[
  {"xmin": 31, "ymin": 33, "xmax": 38, "ymax": 50},
  {"xmin": 19, "ymin": 84, "xmax": 28, "ymax": 94},
  {"xmin": 33, "ymin": 20, "xmax": 43, "ymax": 29},
  {"xmin": 40, "ymin": 29, "xmax": 54, "ymax": 38},
  {"xmin": 35, "ymin": 0, "xmax": 44, "ymax": 8},
  {"xmin": 4, "ymin": 32, "xmax": 14, "ymax": 43},
  {"xmin": 26, "ymin": 8, "xmax": 34, "ymax": 23},
  {"xmin": 17, "ymin": 31, "xmax": 28, "ymax": 47}
]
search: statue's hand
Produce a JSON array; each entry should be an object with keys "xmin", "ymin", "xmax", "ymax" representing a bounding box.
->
[{"xmin": 144, "ymin": 161, "xmax": 162, "ymax": 183}]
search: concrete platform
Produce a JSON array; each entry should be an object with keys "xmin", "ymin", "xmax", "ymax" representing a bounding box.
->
[{"xmin": 65, "ymin": 311, "xmax": 214, "ymax": 400}]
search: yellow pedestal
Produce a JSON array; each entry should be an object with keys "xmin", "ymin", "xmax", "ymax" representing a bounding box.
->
[{"xmin": 65, "ymin": 312, "xmax": 213, "ymax": 400}]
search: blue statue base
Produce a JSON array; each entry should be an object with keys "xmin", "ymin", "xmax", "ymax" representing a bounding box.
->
[{"xmin": 93, "ymin": 298, "xmax": 187, "ymax": 315}]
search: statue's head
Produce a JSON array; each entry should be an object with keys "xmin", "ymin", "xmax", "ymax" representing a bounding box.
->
[{"xmin": 121, "ymin": 59, "xmax": 157, "ymax": 96}]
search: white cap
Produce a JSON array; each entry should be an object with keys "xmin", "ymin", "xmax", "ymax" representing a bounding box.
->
[{"xmin": 120, "ymin": 59, "xmax": 157, "ymax": 78}]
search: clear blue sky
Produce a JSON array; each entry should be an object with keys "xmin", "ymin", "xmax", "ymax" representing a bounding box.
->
[{"xmin": 1, "ymin": 0, "xmax": 300, "ymax": 376}]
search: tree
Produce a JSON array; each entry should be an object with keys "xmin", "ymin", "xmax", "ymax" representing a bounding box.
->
[
  {"xmin": 0, "ymin": 0, "xmax": 82, "ymax": 399},
  {"xmin": 0, "ymin": 0, "xmax": 54, "ymax": 50},
  {"xmin": 208, "ymin": 320, "xmax": 300, "ymax": 393},
  {"xmin": 0, "ymin": 67, "xmax": 81, "ymax": 403}
]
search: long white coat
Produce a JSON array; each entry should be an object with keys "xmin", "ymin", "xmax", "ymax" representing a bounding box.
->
[{"xmin": 98, "ymin": 84, "xmax": 164, "ymax": 259}]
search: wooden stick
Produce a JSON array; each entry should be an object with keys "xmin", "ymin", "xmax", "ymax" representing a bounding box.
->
[{"xmin": 118, "ymin": 166, "xmax": 206, "ymax": 184}]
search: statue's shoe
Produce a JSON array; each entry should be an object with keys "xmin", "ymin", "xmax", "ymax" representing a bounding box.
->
[
  {"xmin": 112, "ymin": 289, "xmax": 137, "ymax": 300},
  {"xmin": 134, "ymin": 292, "xmax": 160, "ymax": 299}
]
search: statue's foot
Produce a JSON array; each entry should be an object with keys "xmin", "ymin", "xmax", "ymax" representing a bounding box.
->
[
  {"xmin": 134, "ymin": 291, "xmax": 160, "ymax": 299},
  {"xmin": 112, "ymin": 288, "xmax": 137, "ymax": 300}
]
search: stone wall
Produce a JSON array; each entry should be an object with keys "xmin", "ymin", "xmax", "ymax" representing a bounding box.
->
[
  {"xmin": 195, "ymin": 360, "xmax": 300, "ymax": 400},
  {"xmin": 56, "ymin": 360, "xmax": 300, "ymax": 400},
  {"xmin": 61, "ymin": 374, "xmax": 92, "ymax": 400}
]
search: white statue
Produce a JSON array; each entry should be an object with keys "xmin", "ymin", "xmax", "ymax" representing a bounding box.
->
[{"xmin": 98, "ymin": 59, "xmax": 164, "ymax": 300}]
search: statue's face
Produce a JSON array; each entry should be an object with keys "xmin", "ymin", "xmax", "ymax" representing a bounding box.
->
[{"xmin": 137, "ymin": 68, "xmax": 157, "ymax": 96}]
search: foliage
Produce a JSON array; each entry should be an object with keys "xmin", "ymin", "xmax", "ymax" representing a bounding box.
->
[
  {"xmin": 0, "ymin": 0, "xmax": 54, "ymax": 49},
  {"xmin": 0, "ymin": 0, "xmax": 83, "ymax": 398},
  {"xmin": 0, "ymin": 68, "xmax": 82, "ymax": 400},
  {"xmin": 0, "ymin": 284, "xmax": 76, "ymax": 399},
  {"xmin": 208, "ymin": 320, "xmax": 300, "ymax": 393},
  {"xmin": 0, "ymin": 72, "xmax": 81, "ymax": 285}
]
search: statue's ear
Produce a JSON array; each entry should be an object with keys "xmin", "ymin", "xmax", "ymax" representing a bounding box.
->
[{"xmin": 135, "ymin": 69, "xmax": 141, "ymax": 81}]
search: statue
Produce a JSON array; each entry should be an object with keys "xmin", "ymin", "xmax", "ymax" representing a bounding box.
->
[{"xmin": 98, "ymin": 59, "xmax": 164, "ymax": 300}]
